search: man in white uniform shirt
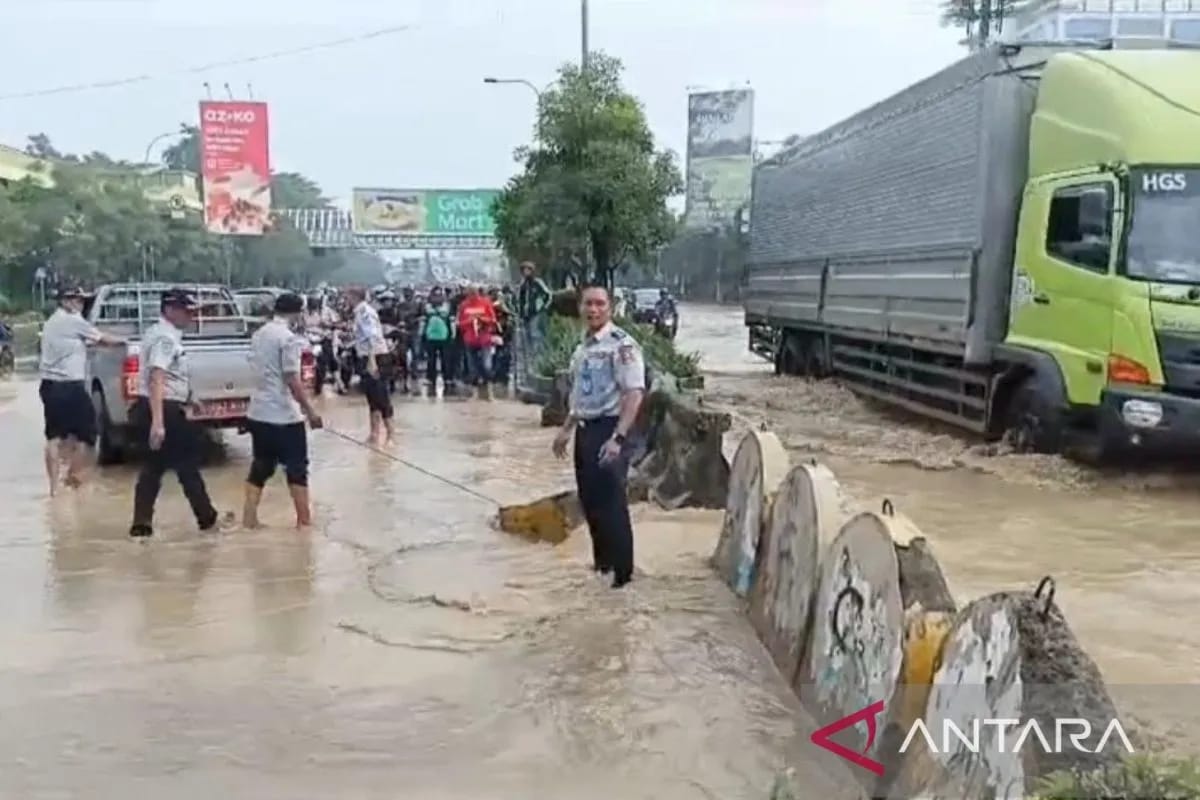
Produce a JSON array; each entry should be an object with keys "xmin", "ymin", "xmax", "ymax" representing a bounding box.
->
[
  {"xmin": 346, "ymin": 285, "xmax": 394, "ymax": 445},
  {"xmin": 37, "ymin": 286, "xmax": 125, "ymax": 493},
  {"xmin": 243, "ymin": 293, "xmax": 323, "ymax": 529}
]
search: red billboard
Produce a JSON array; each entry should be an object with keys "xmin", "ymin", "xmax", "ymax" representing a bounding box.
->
[{"xmin": 198, "ymin": 101, "xmax": 272, "ymax": 235}]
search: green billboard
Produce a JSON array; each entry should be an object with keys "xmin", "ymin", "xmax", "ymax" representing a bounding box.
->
[{"xmin": 352, "ymin": 188, "xmax": 499, "ymax": 236}]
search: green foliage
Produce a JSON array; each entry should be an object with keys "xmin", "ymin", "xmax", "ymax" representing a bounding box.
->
[
  {"xmin": 493, "ymin": 53, "xmax": 682, "ymax": 289},
  {"xmin": 1036, "ymin": 755, "xmax": 1200, "ymax": 800},
  {"xmin": 0, "ymin": 133, "xmax": 376, "ymax": 302},
  {"xmin": 533, "ymin": 313, "xmax": 700, "ymax": 380},
  {"xmin": 940, "ymin": 0, "xmax": 1026, "ymax": 42}
]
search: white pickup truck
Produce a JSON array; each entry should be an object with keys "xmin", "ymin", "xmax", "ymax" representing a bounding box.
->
[{"xmin": 84, "ymin": 283, "xmax": 314, "ymax": 464}]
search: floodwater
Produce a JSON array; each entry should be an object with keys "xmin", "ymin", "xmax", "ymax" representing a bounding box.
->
[
  {"xmin": 5, "ymin": 304, "xmax": 1197, "ymax": 798},
  {"xmin": 689, "ymin": 303, "xmax": 1200, "ymax": 750},
  {"xmin": 0, "ymin": 373, "xmax": 858, "ymax": 799}
]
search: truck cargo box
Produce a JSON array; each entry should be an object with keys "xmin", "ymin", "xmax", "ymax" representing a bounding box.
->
[{"xmin": 746, "ymin": 46, "xmax": 1045, "ymax": 364}]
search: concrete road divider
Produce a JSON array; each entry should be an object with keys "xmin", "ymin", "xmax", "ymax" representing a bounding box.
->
[
  {"xmin": 748, "ymin": 460, "xmax": 854, "ymax": 685},
  {"xmin": 711, "ymin": 430, "xmax": 789, "ymax": 597},
  {"xmin": 887, "ymin": 580, "xmax": 1125, "ymax": 800}
]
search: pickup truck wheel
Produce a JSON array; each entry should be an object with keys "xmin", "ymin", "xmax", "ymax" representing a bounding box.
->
[
  {"xmin": 92, "ymin": 388, "xmax": 124, "ymax": 465},
  {"xmin": 1005, "ymin": 378, "xmax": 1062, "ymax": 454}
]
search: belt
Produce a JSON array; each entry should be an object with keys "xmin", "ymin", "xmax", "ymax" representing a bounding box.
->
[{"xmin": 577, "ymin": 416, "xmax": 618, "ymax": 427}]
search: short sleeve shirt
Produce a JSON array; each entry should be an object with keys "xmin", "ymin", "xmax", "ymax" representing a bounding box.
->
[
  {"xmin": 38, "ymin": 308, "xmax": 102, "ymax": 382},
  {"xmin": 568, "ymin": 322, "xmax": 646, "ymax": 420},
  {"xmin": 248, "ymin": 317, "xmax": 305, "ymax": 425},
  {"xmin": 353, "ymin": 301, "xmax": 388, "ymax": 357},
  {"xmin": 137, "ymin": 318, "xmax": 191, "ymax": 402}
]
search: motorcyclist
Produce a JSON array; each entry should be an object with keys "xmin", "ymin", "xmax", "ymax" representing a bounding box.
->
[
  {"xmin": 375, "ymin": 290, "xmax": 408, "ymax": 393},
  {"xmin": 654, "ymin": 289, "xmax": 678, "ymax": 338},
  {"xmin": 304, "ymin": 294, "xmax": 339, "ymax": 392}
]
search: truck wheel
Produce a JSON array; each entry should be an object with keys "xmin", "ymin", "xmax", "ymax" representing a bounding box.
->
[
  {"xmin": 92, "ymin": 388, "xmax": 124, "ymax": 465},
  {"xmin": 1004, "ymin": 378, "xmax": 1062, "ymax": 454},
  {"xmin": 777, "ymin": 332, "xmax": 804, "ymax": 376}
]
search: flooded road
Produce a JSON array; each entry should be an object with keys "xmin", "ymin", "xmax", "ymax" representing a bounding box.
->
[
  {"xmin": 686, "ymin": 303, "xmax": 1200, "ymax": 749},
  {"xmin": 0, "ymin": 376, "xmax": 856, "ymax": 799}
]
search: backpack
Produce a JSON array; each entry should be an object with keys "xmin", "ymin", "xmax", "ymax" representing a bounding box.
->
[{"xmin": 424, "ymin": 306, "xmax": 451, "ymax": 342}]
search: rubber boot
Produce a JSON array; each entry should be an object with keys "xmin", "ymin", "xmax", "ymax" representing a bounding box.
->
[
  {"xmin": 243, "ymin": 484, "xmax": 263, "ymax": 529},
  {"xmin": 289, "ymin": 485, "xmax": 312, "ymax": 527}
]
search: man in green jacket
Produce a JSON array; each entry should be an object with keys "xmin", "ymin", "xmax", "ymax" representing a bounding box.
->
[{"xmin": 516, "ymin": 261, "xmax": 551, "ymax": 381}]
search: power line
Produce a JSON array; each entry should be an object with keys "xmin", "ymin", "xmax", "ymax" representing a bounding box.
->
[{"xmin": 0, "ymin": 24, "xmax": 414, "ymax": 102}]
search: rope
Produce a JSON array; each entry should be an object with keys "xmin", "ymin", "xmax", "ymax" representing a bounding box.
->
[{"xmin": 322, "ymin": 427, "xmax": 503, "ymax": 507}]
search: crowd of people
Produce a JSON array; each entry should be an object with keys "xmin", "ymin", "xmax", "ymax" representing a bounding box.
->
[{"xmin": 301, "ymin": 263, "xmax": 554, "ymax": 413}]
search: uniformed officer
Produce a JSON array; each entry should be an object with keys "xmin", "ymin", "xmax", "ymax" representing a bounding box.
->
[
  {"xmin": 552, "ymin": 285, "xmax": 646, "ymax": 588},
  {"xmin": 129, "ymin": 289, "xmax": 226, "ymax": 538},
  {"xmin": 38, "ymin": 286, "xmax": 125, "ymax": 493},
  {"xmin": 347, "ymin": 285, "xmax": 394, "ymax": 445},
  {"xmin": 243, "ymin": 293, "xmax": 324, "ymax": 530}
]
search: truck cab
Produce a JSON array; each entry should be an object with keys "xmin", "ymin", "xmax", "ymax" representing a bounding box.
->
[{"xmin": 1003, "ymin": 51, "xmax": 1200, "ymax": 455}]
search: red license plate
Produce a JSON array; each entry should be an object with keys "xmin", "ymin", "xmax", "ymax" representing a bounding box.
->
[{"xmin": 191, "ymin": 398, "xmax": 248, "ymax": 420}]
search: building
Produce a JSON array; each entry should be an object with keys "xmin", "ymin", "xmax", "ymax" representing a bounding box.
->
[{"xmin": 1004, "ymin": 0, "xmax": 1200, "ymax": 45}]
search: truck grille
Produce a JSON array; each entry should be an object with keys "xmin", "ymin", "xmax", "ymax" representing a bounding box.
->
[{"xmin": 1155, "ymin": 331, "xmax": 1200, "ymax": 397}]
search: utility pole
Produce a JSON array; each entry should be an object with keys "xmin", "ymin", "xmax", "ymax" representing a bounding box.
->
[{"xmin": 581, "ymin": 0, "xmax": 590, "ymax": 71}]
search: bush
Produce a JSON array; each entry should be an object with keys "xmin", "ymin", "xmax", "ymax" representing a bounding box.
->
[
  {"xmin": 534, "ymin": 313, "xmax": 701, "ymax": 380},
  {"xmin": 1037, "ymin": 755, "xmax": 1200, "ymax": 800}
]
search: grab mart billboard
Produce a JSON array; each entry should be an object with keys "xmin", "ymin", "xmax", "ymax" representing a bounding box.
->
[{"xmin": 352, "ymin": 188, "xmax": 499, "ymax": 238}]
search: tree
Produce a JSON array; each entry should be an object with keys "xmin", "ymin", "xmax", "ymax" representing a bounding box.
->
[
  {"xmin": 941, "ymin": 0, "xmax": 1026, "ymax": 45},
  {"xmin": 493, "ymin": 53, "xmax": 682, "ymax": 289},
  {"xmin": 161, "ymin": 124, "xmax": 200, "ymax": 172}
]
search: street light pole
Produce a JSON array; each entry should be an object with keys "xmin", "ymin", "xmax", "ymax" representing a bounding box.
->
[
  {"xmin": 482, "ymin": 77, "xmax": 543, "ymax": 101},
  {"xmin": 581, "ymin": 0, "xmax": 590, "ymax": 71},
  {"xmin": 143, "ymin": 131, "xmax": 184, "ymax": 169}
]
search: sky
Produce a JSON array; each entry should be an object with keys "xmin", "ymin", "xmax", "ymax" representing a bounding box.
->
[{"xmin": 0, "ymin": 0, "xmax": 966, "ymax": 208}]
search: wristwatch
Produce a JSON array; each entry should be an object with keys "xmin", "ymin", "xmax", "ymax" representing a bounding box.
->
[{"xmin": 612, "ymin": 432, "xmax": 627, "ymax": 445}]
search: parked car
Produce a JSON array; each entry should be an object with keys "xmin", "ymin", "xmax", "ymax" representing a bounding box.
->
[{"xmin": 85, "ymin": 283, "xmax": 315, "ymax": 464}]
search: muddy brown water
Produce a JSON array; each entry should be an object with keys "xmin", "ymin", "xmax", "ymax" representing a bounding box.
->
[
  {"xmin": 0, "ymin": 376, "xmax": 867, "ymax": 799},
  {"xmin": 687, "ymin": 303, "xmax": 1200, "ymax": 751},
  {"xmin": 2, "ymin": 303, "xmax": 1196, "ymax": 797}
]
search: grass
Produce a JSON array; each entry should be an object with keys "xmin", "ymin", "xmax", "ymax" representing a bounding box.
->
[{"xmin": 1036, "ymin": 755, "xmax": 1200, "ymax": 800}]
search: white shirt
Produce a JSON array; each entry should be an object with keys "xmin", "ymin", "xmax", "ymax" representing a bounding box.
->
[
  {"xmin": 568, "ymin": 322, "xmax": 646, "ymax": 420},
  {"xmin": 353, "ymin": 300, "xmax": 388, "ymax": 357},
  {"xmin": 248, "ymin": 317, "xmax": 305, "ymax": 425},
  {"xmin": 138, "ymin": 318, "xmax": 191, "ymax": 402},
  {"xmin": 39, "ymin": 308, "xmax": 102, "ymax": 382}
]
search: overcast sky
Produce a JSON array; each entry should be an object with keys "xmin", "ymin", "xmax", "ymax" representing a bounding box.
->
[{"xmin": 0, "ymin": 0, "xmax": 964, "ymax": 207}]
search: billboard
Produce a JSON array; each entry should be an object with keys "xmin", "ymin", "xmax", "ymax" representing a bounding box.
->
[
  {"xmin": 198, "ymin": 101, "xmax": 272, "ymax": 235},
  {"xmin": 685, "ymin": 89, "xmax": 755, "ymax": 230},
  {"xmin": 352, "ymin": 188, "xmax": 499, "ymax": 237}
]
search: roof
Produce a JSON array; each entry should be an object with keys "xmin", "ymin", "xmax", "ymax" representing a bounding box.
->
[{"xmin": 1030, "ymin": 48, "xmax": 1200, "ymax": 175}]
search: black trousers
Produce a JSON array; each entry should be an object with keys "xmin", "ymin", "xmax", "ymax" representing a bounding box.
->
[
  {"xmin": 40, "ymin": 380, "xmax": 96, "ymax": 445},
  {"xmin": 130, "ymin": 398, "xmax": 218, "ymax": 532},
  {"xmin": 424, "ymin": 340, "xmax": 454, "ymax": 385},
  {"xmin": 573, "ymin": 416, "xmax": 634, "ymax": 582}
]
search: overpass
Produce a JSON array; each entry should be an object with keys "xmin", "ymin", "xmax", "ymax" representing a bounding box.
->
[{"xmin": 277, "ymin": 207, "xmax": 498, "ymax": 250}]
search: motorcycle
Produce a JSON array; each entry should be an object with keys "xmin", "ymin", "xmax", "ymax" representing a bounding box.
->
[
  {"xmin": 306, "ymin": 329, "xmax": 331, "ymax": 391},
  {"xmin": 654, "ymin": 309, "xmax": 678, "ymax": 341},
  {"xmin": 336, "ymin": 330, "xmax": 358, "ymax": 394}
]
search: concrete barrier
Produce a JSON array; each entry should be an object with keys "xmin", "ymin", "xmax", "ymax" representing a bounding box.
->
[
  {"xmin": 724, "ymin": 430, "xmax": 1123, "ymax": 800},
  {"xmin": 711, "ymin": 429, "xmax": 789, "ymax": 597},
  {"xmin": 748, "ymin": 460, "xmax": 854, "ymax": 685}
]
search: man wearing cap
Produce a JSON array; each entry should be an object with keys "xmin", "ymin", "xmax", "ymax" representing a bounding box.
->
[
  {"xmin": 243, "ymin": 293, "xmax": 324, "ymax": 529},
  {"xmin": 347, "ymin": 285, "xmax": 394, "ymax": 445},
  {"xmin": 129, "ymin": 289, "xmax": 226, "ymax": 538},
  {"xmin": 38, "ymin": 287, "xmax": 125, "ymax": 494}
]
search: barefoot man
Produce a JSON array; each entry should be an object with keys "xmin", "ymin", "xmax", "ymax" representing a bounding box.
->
[
  {"xmin": 38, "ymin": 286, "xmax": 125, "ymax": 494},
  {"xmin": 347, "ymin": 286, "xmax": 394, "ymax": 445},
  {"xmin": 243, "ymin": 293, "xmax": 323, "ymax": 528}
]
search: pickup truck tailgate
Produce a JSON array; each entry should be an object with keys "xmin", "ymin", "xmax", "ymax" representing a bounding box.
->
[{"xmin": 185, "ymin": 337, "xmax": 255, "ymax": 401}]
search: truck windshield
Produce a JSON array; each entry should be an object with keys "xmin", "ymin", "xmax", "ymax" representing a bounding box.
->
[{"xmin": 1126, "ymin": 169, "xmax": 1200, "ymax": 284}]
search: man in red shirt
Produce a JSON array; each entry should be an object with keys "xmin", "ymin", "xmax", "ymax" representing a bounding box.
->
[{"xmin": 456, "ymin": 284, "xmax": 500, "ymax": 399}]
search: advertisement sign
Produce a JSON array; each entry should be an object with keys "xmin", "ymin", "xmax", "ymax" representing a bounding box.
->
[
  {"xmin": 198, "ymin": 101, "xmax": 272, "ymax": 235},
  {"xmin": 685, "ymin": 89, "xmax": 754, "ymax": 230},
  {"xmin": 352, "ymin": 188, "xmax": 499, "ymax": 237}
]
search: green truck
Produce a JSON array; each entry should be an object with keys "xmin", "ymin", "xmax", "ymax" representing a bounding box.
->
[{"xmin": 744, "ymin": 43, "xmax": 1200, "ymax": 458}]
